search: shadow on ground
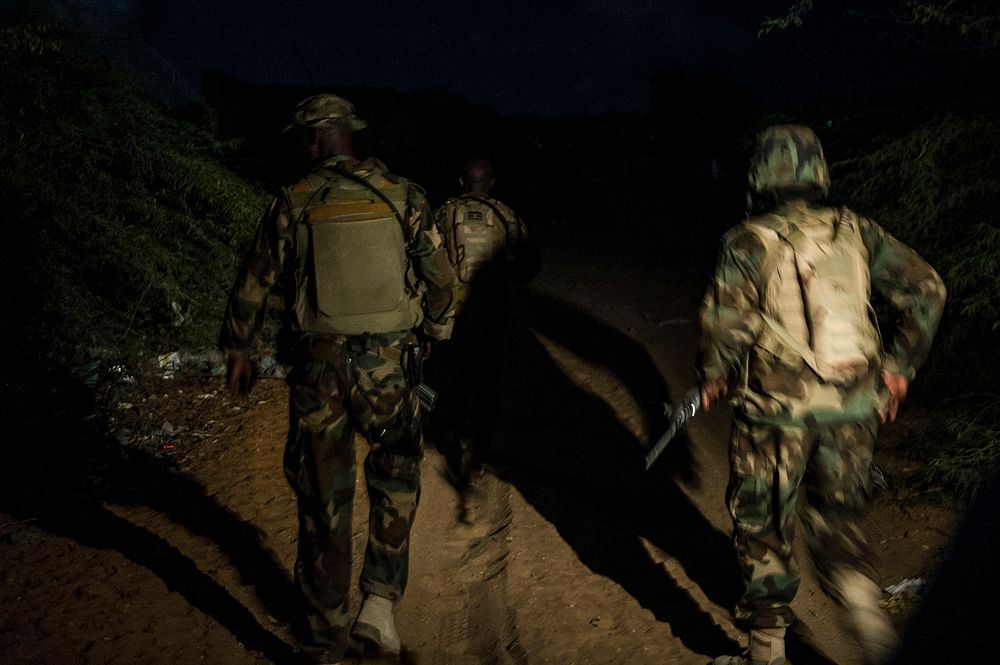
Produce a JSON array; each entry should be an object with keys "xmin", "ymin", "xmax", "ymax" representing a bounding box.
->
[
  {"xmin": 0, "ymin": 353, "xmax": 300, "ymax": 664},
  {"xmin": 487, "ymin": 288, "xmax": 837, "ymax": 665}
]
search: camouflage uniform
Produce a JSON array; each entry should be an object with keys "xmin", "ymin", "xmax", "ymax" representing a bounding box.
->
[
  {"xmin": 432, "ymin": 194, "xmax": 532, "ymax": 476},
  {"xmin": 221, "ymin": 150, "xmax": 454, "ymax": 659},
  {"xmin": 698, "ymin": 127, "xmax": 946, "ymax": 636}
]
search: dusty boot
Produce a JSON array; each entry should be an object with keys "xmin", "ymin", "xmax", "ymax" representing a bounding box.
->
[
  {"xmin": 837, "ymin": 570, "xmax": 899, "ymax": 665},
  {"xmin": 714, "ymin": 627, "xmax": 791, "ymax": 665},
  {"xmin": 351, "ymin": 595, "xmax": 401, "ymax": 655}
]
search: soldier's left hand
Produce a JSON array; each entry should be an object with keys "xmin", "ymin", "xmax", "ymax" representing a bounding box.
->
[
  {"xmin": 700, "ymin": 379, "xmax": 728, "ymax": 412},
  {"xmin": 882, "ymin": 370, "xmax": 909, "ymax": 422}
]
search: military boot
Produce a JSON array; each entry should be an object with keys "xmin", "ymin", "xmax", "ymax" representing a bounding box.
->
[
  {"xmin": 836, "ymin": 570, "xmax": 899, "ymax": 665},
  {"xmin": 714, "ymin": 627, "xmax": 791, "ymax": 665},
  {"xmin": 351, "ymin": 594, "xmax": 401, "ymax": 655}
]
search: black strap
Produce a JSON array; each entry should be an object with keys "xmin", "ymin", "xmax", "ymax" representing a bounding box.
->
[
  {"xmin": 459, "ymin": 194, "xmax": 512, "ymax": 247},
  {"xmin": 325, "ymin": 165, "xmax": 410, "ymax": 238}
]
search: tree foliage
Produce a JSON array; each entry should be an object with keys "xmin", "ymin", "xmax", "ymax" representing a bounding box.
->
[{"xmin": 760, "ymin": 1, "xmax": 1000, "ymax": 51}]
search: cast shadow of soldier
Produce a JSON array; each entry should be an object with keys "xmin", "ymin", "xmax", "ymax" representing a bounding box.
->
[
  {"xmin": 0, "ymin": 356, "xmax": 300, "ymax": 664},
  {"xmin": 476, "ymin": 287, "xmax": 838, "ymax": 665}
]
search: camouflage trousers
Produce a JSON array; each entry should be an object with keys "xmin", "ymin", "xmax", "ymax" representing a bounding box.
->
[
  {"xmin": 727, "ymin": 415, "xmax": 880, "ymax": 628},
  {"xmin": 283, "ymin": 332, "xmax": 422, "ymax": 658}
]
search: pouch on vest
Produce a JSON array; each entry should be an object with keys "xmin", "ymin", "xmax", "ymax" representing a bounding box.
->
[
  {"xmin": 747, "ymin": 208, "xmax": 882, "ymax": 386},
  {"xmin": 297, "ymin": 177, "xmax": 420, "ymax": 335},
  {"xmin": 445, "ymin": 198, "xmax": 510, "ymax": 284}
]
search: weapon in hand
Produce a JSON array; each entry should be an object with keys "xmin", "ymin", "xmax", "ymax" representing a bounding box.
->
[
  {"xmin": 644, "ymin": 386, "xmax": 701, "ymax": 471},
  {"xmin": 415, "ymin": 382, "xmax": 438, "ymax": 413},
  {"xmin": 405, "ymin": 342, "xmax": 439, "ymax": 413}
]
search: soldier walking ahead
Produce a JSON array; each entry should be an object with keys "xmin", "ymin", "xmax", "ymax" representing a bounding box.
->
[
  {"xmin": 433, "ymin": 158, "xmax": 536, "ymax": 488},
  {"xmin": 220, "ymin": 94, "xmax": 455, "ymax": 664},
  {"xmin": 699, "ymin": 126, "xmax": 946, "ymax": 665}
]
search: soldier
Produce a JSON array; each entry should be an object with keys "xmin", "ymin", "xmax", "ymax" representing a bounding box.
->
[
  {"xmin": 432, "ymin": 157, "xmax": 537, "ymax": 489},
  {"xmin": 220, "ymin": 94, "xmax": 455, "ymax": 664},
  {"xmin": 699, "ymin": 125, "xmax": 946, "ymax": 665}
]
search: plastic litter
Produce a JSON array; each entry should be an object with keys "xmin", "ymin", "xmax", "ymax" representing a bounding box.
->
[
  {"xmin": 158, "ymin": 351, "xmax": 181, "ymax": 379},
  {"xmin": 884, "ymin": 577, "xmax": 926, "ymax": 596},
  {"xmin": 157, "ymin": 349, "xmax": 226, "ymax": 378},
  {"xmin": 257, "ymin": 355, "xmax": 287, "ymax": 379}
]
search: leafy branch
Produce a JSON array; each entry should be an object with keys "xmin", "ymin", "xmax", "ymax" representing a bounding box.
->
[{"xmin": 758, "ymin": 0, "xmax": 815, "ymax": 38}]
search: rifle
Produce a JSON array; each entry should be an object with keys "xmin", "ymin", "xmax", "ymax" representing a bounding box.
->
[
  {"xmin": 404, "ymin": 342, "xmax": 439, "ymax": 413},
  {"xmin": 644, "ymin": 386, "xmax": 701, "ymax": 471}
]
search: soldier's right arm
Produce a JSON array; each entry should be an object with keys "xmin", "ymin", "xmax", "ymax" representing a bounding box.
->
[
  {"xmin": 697, "ymin": 227, "xmax": 768, "ymax": 387},
  {"xmin": 219, "ymin": 196, "xmax": 293, "ymax": 356},
  {"xmin": 406, "ymin": 193, "xmax": 456, "ymax": 340}
]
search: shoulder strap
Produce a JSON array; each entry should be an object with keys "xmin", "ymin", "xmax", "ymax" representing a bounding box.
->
[{"xmin": 741, "ymin": 214, "xmax": 789, "ymax": 291}]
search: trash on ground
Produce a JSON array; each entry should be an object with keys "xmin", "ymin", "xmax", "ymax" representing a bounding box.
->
[
  {"xmin": 881, "ymin": 577, "xmax": 927, "ymax": 614},
  {"xmin": 157, "ymin": 349, "xmax": 226, "ymax": 378},
  {"xmin": 257, "ymin": 355, "xmax": 288, "ymax": 379},
  {"xmin": 884, "ymin": 577, "xmax": 926, "ymax": 596}
]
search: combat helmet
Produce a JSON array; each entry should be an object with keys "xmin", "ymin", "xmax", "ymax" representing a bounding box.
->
[{"xmin": 748, "ymin": 124, "xmax": 830, "ymax": 198}]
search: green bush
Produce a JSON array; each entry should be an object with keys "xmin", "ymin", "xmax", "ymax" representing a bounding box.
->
[{"xmin": 1, "ymin": 18, "xmax": 266, "ymax": 366}]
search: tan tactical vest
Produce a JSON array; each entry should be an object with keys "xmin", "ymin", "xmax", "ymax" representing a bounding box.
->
[
  {"xmin": 746, "ymin": 207, "xmax": 882, "ymax": 386},
  {"xmin": 440, "ymin": 196, "xmax": 511, "ymax": 284},
  {"xmin": 288, "ymin": 169, "xmax": 422, "ymax": 336}
]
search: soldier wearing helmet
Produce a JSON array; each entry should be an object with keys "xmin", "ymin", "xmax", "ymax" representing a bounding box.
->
[
  {"xmin": 699, "ymin": 125, "xmax": 946, "ymax": 665},
  {"xmin": 221, "ymin": 94, "xmax": 455, "ymax": 664}
]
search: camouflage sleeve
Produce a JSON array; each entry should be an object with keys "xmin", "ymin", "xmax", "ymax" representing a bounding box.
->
[
  {"xmin": 697, "ymin": 226, "xmax": 767, "ymax": 384},
  {"xmin": 219, "ymin": 196, "xmax": 291, "ymax": 356},
  {"xmin": 861, "ymin": 217, "xmax": 947, "ymax": 380},
  {"xmin": 406, "ymin": 188, "xmax": 455, "ymax": 338}
]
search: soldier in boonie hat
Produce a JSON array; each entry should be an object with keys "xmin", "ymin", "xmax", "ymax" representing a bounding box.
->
[{"xmin": 286, "ymin": 93, "xmax": 367, "ymax": 131}]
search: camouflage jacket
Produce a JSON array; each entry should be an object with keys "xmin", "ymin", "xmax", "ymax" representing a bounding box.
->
[
  {"xmin": 220, "ymin": 156, "xmax": 455, "ymax": 356},
  {"xmin": 698, "ymin": 203, "xmax": 946, "ymax": 426}
]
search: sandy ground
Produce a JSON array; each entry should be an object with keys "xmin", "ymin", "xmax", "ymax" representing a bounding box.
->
[{"xmin": 0, "ymin": 227, "xmax": 955, "ymax": 665}]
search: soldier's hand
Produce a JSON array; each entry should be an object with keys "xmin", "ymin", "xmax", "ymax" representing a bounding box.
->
[
  {"xmin": 227, "ymin": 353, "xmax": 253, "ymax": 395},
  {"xmin": 882, "ymin": 371, "xmax": 909, "ymax": 422},
  {"xmin": 700, "ymin": 379, "xmax": 728, "ymax": 412}
]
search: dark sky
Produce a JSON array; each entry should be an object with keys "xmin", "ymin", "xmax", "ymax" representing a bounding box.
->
[{"xmin": 43, "ymin": 0, "xmax": 994, "ymax": 116}]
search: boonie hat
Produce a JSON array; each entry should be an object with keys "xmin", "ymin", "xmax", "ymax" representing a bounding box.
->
[{"xmin": 286, "ymin": 94, "xmax": 367, "ymax": 131}]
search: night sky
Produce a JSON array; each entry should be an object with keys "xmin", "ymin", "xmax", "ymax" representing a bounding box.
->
[{"xmin": 37, "ymin": 0, "xmax": 999, "ymax": 115}]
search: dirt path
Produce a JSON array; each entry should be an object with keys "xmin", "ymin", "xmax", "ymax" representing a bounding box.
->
[{"xmin": 0, "ymin": 228, "xmax": 955, "ymax": 665}]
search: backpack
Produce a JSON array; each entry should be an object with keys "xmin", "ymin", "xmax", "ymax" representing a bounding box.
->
[
  {"xmin": 287, "ymin": 167, "xmax": 422, "ymax": 336},
  {"xmin": 744, "ymin": 206, "xmax": 882, "ymax": 386},
  {"xmin": 440, "ymin": 195, "xmax": 512, "ymax": 284}
]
